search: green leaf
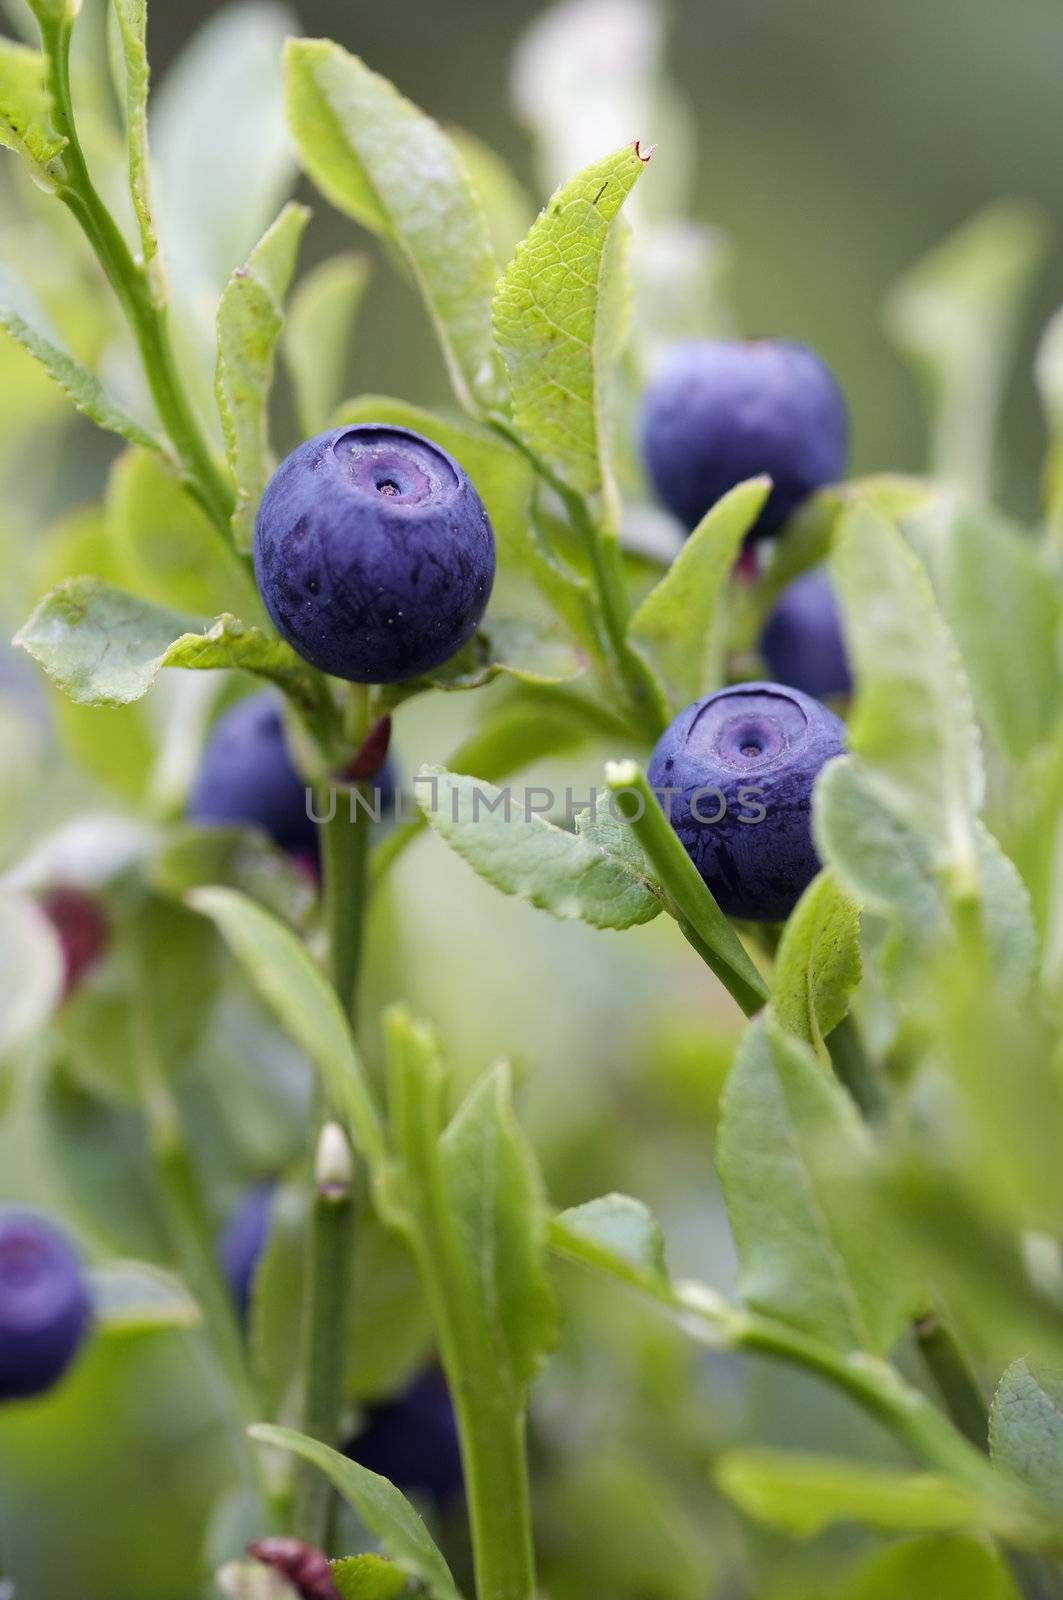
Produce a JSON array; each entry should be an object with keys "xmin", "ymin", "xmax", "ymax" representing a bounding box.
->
[
  {"xmin": 439, "ymin": 1064, "xmax": 559, "ymax": 1391},
  {"xmin": 602, "ymin": 761, "xmax": 769, "ymax": 1017},
  {"xmin": 415, "ymin": 764, "xmax": 663, "ymax": 932},
  {"xmin": 832, "ymin": 503, "xmax": 983, "ymax": 889},
  {"xmin": 91, "ymin": 1261, "xmax": 201, "ymax": 1335},
  {"xmin": 409, "ymin": 616, "xmax": 586, "ymax": 696},
  {"xmin": 628, "ymin": 476, "xmax": 770, "ymax": 709},
  {"xmin": 186, "ymin": 887, "xmax": 385, "ymax": 1168},
  {"xmin": 718, "ymin": 1017, "xmax": 915, "ymax": 1353},
  {"xmin": 715, "ymin": 1450, "xmax": 991, "ymax": 1538},
  {"xmin": 815, "ymin": 757, "xmax": 1037, "ymax": 995},
  {"xmin": 106, "ymin": 446, "xmax": 265, "ymax": 620},
  {"xmin": 837, "ymin": 1535, "xmax": 1020, "ymax": 1600},
  {"xmin": 0, "ymin": 275, "xmax": 161, "ymax": 450},
  {"xmin": 151, "ymin": 2, "xmax": 297, "ymax": 303},
  {"xmin": 331, "ymin": 1555, "xmax": 407, "ymax": 1600},
  {"xmin": 448, "ymin": 126, "xmax": 534, "ymax": 266},
  {"xmin": 216, "ymin": 203, "xmax": 309, "ymax": 551},
  {"xmin": 493, "ymin": 141, "xmax": 650, "ymax": 507},
  {"xmin": 285, "ymin": 37, "xmax": 499, "ymax": 413},
  {"xmin": 1035, "ymin": 306, "xmax": 1063, "ymax": 538},
  {"xmin": 941, "ymin": 508, "xmax": 1062, "ymax": 761},
  {"xmin": 284, "ymin": 253, "xmax": 370, "ymax": 436},
  {"xmin": 554, "ymin": 1194, "xmax": 668, "ymax": 1285},
  {"xmin": 0, "ymin": 38, "xmax": 65, "ymax": 169},
  {"xmin": 15, "ymin": 578, "xmax": 322, "ymax": 712},
  {"xmin": 110, "ymin": 0, "xmax": 162, "ymax": 300},
  {"xmin": 248, "ymin": 1425, "xmax": 462, "ymax": 1600},
  {"xmin": 771, "ymin": 870, "xmax": 861, "ymax": 1058},
  {"xmin": 883, "ymin": 200, "xmax": 1047, "ymax": 501},
  {"xmin": 0, "ymin": 890, "xmax": 62, "ymax": 1056},
  {"xmin": 148, "ymin": 824, "xmax": 317, "ymax": 932},
  {"xmin": 991, "ymin": 1360, "xmax": 1063, "ymax": 1512}
]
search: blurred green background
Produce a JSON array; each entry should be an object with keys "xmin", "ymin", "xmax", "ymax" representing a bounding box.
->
[{"xmin": 1, "ymin": 0, "xmax": 1061, "ymax": 1596}]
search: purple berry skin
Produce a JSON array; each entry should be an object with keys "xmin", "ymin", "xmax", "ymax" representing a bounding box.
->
[
  {"xmin": 761, "ymin": 569, "xmax": 852, "ymax": 700},
  {"xmin": 647, "ymin": 681, "xmax": 846, "ymax": 921},
  {"xmin": 218, "ymin": 1184, "xmax": 273, "ymax": 1320},
  {"xmin": 0, "ymin": 1211, "xmax": 91, "ymax": 1402},
  {"xmin": 640, "ymin": 340, "xmax": 848, "ymax": 540},
  {"xmin": 347, "ymin": 1367, "xmax": 463, "ymax": 1508},
  {"xmin": 189, "ymin": 691, "xmax": 396, "ymax": 865},
  {"xmin": 253, "ymin": 426, "xmax": 496, "ymax": 683}
]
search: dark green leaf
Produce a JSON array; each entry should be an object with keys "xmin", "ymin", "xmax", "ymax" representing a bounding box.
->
[
  {"xmin": 718, "ymin": 1017, "xmax": 916, "ymax": 1352},
  {"xmin": 991, "ymin": 1359, "xmax": 1063, "ymax": 1512},
  {"xmin": 248, "ymin": 1425, "xmax": 462, "ymax": 1600}
]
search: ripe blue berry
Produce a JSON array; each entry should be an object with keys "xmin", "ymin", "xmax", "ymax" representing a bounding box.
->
[
  {"xmin": 640, "ymin": 340, "xmax": 848, "ymax": 540},
  {"xmin": 0, "ymin": 1211, "xmax": 91, "ymax": 1402},
  {"xmin": 188, "ymin": 691, "xmax": 396, "ymax": 867},
  {"xmin": 761, "ymin": 569, "xmax": 851, "ymax": 700},
  {"xmin": 346, "ymin": 1367, "xmax": 463, "ymax": 1507},
  {"xmin": 218, "ymin": 1184, "xmax": 273, "ymax": 1319},
  {"xmin": 253, "ymin": 426, "xmax": 496, "ymax": 683},
  {"xmin": 647, "ymin": 681, "xmax": 845, "ymax": 920}
]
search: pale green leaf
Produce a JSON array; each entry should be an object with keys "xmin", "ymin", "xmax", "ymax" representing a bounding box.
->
[
  {"xmin": 1035, "ymin": 305, "xmax": 1063, "ymax": 538},
  {"xmin": 492, "ymin": 141, "xmax": 651, "ymax": 504},
  {"xmin": 716, "ymin": 1450, "xmax": 990, "ymax": 1538},
  {"xmin": 0, "ymin": 280, "xmax": 161, "ymax": 451},
  {"xmin": 0, "ymin": 38, "xmax": 64, "ymax": 168},
  {"xmin": 285, "ymin": 37, "xmax": 498, "ymax": 412},
  {"xmin": 772, "ymin": 870, "xmax": 861, "ymax": 1057},
  {"xmin": 883, "ymin": 200, "xmax": 1047, "ymax": 501},
  {"xmin": 216, "ymin": 203, "xmax": 309, "ymax": 551},
  {"xmin": 833, "ymin": 503, "xmax": 983, "ymax": 888},
  {"xmin": 15, "ymin": 578, "xmax": 322, "ymax": 711},
  {"xmin": 942, "ymin": 508, "xmax": 1062, "ymax": 761},
  {"xmin": 718, "ymin": 1017, "xmax": 915, "ymax": 1353},
  {"xmin": 837, "ymin": 1534, "xmax": 1020, "ymax": 1600},
  {"xmin": 111, "ymin": 0, "xmax": 162, "ymax": 298},
  {"xmin": 249, "ymin": 1425, "xmax": 461, "ymax": 1600},
  {"xmin": 151, "ymin": 2, "xmax": 297, "ymax": 302},
  {"xmin": 91, "ymin": 1260, "xmax": 201, "ymax": 1335},
  {"xmin": 186, "ymin": 888, "xmax": 385, "ymax": 1168},
  {"xmin": 991, "ymin": 1359, "xmax": 1063, "ymax": 1512},
  {"xmin": 331, "ymin": 1555, "xmax": 406, "ymax": 1600},
  {"xmin": 448, "ymin": 125, "xmax": 534, "ymax": 265},
  {"xmin": 106, "ymin": 446, "xmax": 264, "ymax": 620},
  {"xmin": 284, "ymin": 253, "xmax": 370, "ymax": 436},
  {"xmin": 0, "ymin": 890, "xmax": 62, "ymax": 1056},
  {"xmin": 629, "ymin": 476, "xmax": 770, "ymax": 709},
  {"xmin": 415, "ymin": 765, "xmax": 663, "ymax": 932},
  {"xmin": 409, "ymin": 616, "xmax": 586, "ymax": 696},
  {"xmin": 440, "ymin": 1064, "xmax": 558, "ymax": 1390},
  {"xmin": 554, "ymin": 1194, "xmax": 668, "ymax": 1285}
]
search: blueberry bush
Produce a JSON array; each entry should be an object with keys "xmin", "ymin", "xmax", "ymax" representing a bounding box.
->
[{"xmin": 2, "ymin": 1, "xmax": 1063, "ymax": 1597}]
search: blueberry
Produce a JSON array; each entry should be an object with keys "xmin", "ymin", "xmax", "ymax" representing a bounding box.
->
[
  {"xmin": 647, "ymin": 681, "xmax": 846, "ymax": 921},
  {"xmin": 218, "ymin": 1184, "xmax": 273, "ymax": 1320},
  {"xmin": 0, "ymin": 1210, "xmax": 91, "ymax": 1402},
  {"xmin": 761, "ymin": 568, "xmax": 851, "ymax": 700},
  {"xmin": 640, "ymin": 340, "xmax": 848, "ymax": 540},
  {"xmin": 253, "ymin": 426, "xmax": 496, "ymax": 683},
  {"xmin": 188, "ymin": 691, "xmax": 396, "ymax": 866},
  {"xmin": 38, "ymin": 886, "xmax": 110, "ymax": 997},
  {"xmin": 346, "ymin": 1367, "xmax": 464, "ymax": 1508}
]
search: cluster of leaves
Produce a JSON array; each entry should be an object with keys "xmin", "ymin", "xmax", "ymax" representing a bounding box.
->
[{"xmin": 5, "ymin": 0, "xmax": 1063, "ymax": 1598}]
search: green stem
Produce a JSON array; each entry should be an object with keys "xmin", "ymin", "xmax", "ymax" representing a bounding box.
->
[
  {"xmin": 321, "ymin": 783, "xmax": 372, "ymax": 1026},
  {"xmin": 390, "ymin": 1025, "xmax": 536, "ymax": 1600},
  {"xmin": 604, "ymin": 761, "xmax": 769, "ymax": 1016},
  {"xmin": 296, "ymin": 1135, "xmax": 356, "ymax": 1550},
  {"xmin": 40, "ymin": 14, "xmax": 233, "ymax": 535},
  {"xmin": 828, "ymin": 1014, "xmax": 890, "ymax": 1122},
  {"xmin": 914, "ymin": 1311, "xmax": 988, "ymax": 1451}
]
